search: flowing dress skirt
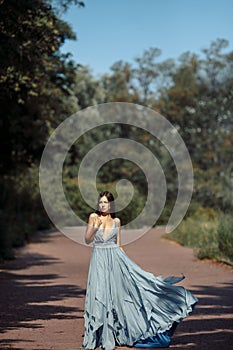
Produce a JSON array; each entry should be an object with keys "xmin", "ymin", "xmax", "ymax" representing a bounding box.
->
[{"xmin": 82, "ymin": 244, "xmax": 198, "ymax": 349}]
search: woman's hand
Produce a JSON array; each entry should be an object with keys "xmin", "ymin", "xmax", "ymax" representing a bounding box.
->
[
  {"xmin": 93, "ymin": 216, "xmax": 102, "ymax": 229},
  {"xmin": 85, "ymin": 214, "xmax": 102, "ymax": 244}
]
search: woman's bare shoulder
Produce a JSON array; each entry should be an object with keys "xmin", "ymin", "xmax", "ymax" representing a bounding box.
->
[
  {"xmin": 115, "ymin": 217, "xmax": 121, "ymax": 225},
  {"xmin": 89, "ymin": 212, "xmax": 98, "ymax": 219}
]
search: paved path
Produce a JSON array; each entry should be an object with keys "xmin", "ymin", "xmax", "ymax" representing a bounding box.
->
[{"xmin": 0, "ymin": 227, "xmax": 232, "ymax": 350}]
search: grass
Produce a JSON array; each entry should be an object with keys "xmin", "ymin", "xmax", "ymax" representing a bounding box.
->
[{"xmin": 164, "ymin": 207, "xmax": 233, "ymax": 266}]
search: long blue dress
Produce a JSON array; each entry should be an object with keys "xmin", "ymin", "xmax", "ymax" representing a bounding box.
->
[{"xmin": 82, "ymin": 219, "xmax": 198, "ymax": 349}]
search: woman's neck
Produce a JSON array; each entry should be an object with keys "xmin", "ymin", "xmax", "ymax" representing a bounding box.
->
[{"xmin": 101, "ymin": 213, "xmax": 110, "ymax": 218}]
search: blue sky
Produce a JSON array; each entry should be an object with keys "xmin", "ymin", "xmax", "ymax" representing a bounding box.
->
[{"xmin": 61, "ymin": 0, "xmax": 233, "ymax": 77}]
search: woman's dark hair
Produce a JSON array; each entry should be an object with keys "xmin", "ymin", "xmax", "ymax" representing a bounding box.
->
[{"xmin": 95, "ymin": 191, "xmax": 116, "ymax": 218}]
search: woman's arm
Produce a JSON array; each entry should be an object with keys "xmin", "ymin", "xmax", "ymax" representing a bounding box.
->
[{"xmin": 85, "ymin": 213, "xmax": 102, "ymax": 244}]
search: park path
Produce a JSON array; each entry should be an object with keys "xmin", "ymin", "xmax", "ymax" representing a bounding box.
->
[{"xmin": 0, "ymin": 227, "xmax": 232, "ymax": 350}]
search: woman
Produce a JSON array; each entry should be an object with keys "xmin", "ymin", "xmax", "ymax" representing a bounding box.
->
[{"xmin": 82, "ymin": 191, "xmax": 198, "ymax": 350}]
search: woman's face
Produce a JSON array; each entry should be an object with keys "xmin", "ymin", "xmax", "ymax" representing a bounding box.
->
[{"xmin": 98, "ymin": 196, "xmax": 110, "ymax": 214}]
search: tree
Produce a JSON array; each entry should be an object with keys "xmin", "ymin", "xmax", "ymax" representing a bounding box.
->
[
  {"xmin": 0, "ymin": 0, "xmax": 82, "ymax": 174},
  {"xmin": 156, "ymin": 39, "xmax": 233, "ymax": 211},
  {"xmin": 73, "ymin": 65, "xmax": 106, "ymax": 108},
  {"xmin": 0, "ymin": 0, "xmax": 84, "ymax": 259},
  {"xmin": 101, "ymin": 60, "xmax": 136, "ymax": 102}
]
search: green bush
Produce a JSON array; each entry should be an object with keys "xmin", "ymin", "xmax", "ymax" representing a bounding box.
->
[
  {"xmin": 164, "ymin": 206, "xmax": 218, "ymax": 247},
  {"xmin": 218, "ymin": 213, "xmax": 233, "ymax": 262},
  {"xmin": 164, "ymin": 207, "xmax": 233, "ymax": 265},
  {"xmin": 0, "ymin": 166, "xmax": 51, "ymax": 260}
]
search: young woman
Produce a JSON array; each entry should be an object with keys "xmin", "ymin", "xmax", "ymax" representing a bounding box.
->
[{"xmin": 82, "ymin": 191, "xmax": 198, "ymax": 350}]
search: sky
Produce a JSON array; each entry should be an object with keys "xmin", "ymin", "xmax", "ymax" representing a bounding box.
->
[{"xmin": 61, "ymin": 0, "xmax": 233, "ymax": 77}]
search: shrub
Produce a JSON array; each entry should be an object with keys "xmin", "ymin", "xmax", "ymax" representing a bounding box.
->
[
  {"xmin": 218, "ymin": 213, "xmax": 233, "ymax": 262},
  {"xmin": 0, "ymin": 166, "xmax": 51, "ymax": 260},
  {"xmin": 164, "ymin": 207, "xmax": 233, "ymax": 265},
  {"xmin": 164, "ymin": 206, "xmax": 218, "ymax": 248}
]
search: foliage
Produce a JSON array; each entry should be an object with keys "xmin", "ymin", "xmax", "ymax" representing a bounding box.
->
[
  {"xmin": 0, "ymin": 166, "xmax": 51, "ymax": 260},
  {"xmin": 0, "ymin": 0, "xmax": 81, "ymax": 259},
  {"xmin": 218, "ymin": 213, "xmax": 233, "ymax": 262},
  {"xmin": 0, "ymin": 0, "xmax": 78, "ymax": 174},
  {"xmin": 164, "ymin": 207, "xmax": 233, "ymax": 264},
  {"xmin": 156, "ymin": 40, "xmax": 233, "ymax": 215}
]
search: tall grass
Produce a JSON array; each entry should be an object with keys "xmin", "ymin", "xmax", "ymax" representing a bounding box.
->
[
  {"xmin": 164, "ymin": 207, "xmax": 233, "ymax": 265},
  {"xmin": 218, "ymin": 213, "xmax": 233, "ymax": 263}
]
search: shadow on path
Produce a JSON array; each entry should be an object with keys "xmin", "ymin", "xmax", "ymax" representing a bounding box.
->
[
  {"xmin": 0, "ymin": 232, "xmax": 86, "ymax": 348},
  {"xmin": 171, "ymin": 282, "xmax": 233, "ymax": 349}
]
